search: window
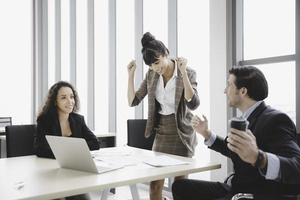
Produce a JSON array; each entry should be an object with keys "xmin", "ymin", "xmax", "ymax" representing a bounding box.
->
[
  {"xmin": 143, "ymin": 0, "xmax": 168, "ymax": 47},
  {"xmin": 240, "ymin": 0, "xmax": 296, "ymax": 123},
  {"xmin": 76, "ymin": 0, "xmax": 88, "ymax": 118},
  {"xmin": 0, "ymin": 0, "xmax": 32, "ymax": 124},
  {"xmin": 48, "ymin": 0, "xmax": 56, "ymax": 88},
  {"xmin": 116, "ymin": 0, "xmax": 135, "ymax": 145},
  {"xmin": 143, "ymin": 0, "xmax": 168, "ymax": 118},
  {"xmin": 61, "ymin": 0, "xmax": 71, "ymax": 82},
  {"xmin": 256, "ymin": 62, "xmax": 295, "ymax": 122},
  {"xmin": 178, "ymin": 0, "xmax": 210, "ymax": 179},
  {"xmin": 244, "ymin": 0, "xmax": 295, "ymax": 59},
  {"xmin": 94, "ymin": 0, "xmax": 109, "ymax": 132}
]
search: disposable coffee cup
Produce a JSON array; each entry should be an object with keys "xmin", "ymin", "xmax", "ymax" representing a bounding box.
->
[{"xmin": 230, "ymin": 117, "xmax": 249, "ymax": 131}]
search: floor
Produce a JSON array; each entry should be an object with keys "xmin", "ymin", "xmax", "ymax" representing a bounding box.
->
[{"xmin": 89, "ymin": 183, "xmax": 173, "ymax": 200}]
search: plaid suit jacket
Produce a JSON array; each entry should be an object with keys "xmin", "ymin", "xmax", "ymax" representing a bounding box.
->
[{"xmin": 131, "ymin": 60, "xmax": 200, "ymax": 154}]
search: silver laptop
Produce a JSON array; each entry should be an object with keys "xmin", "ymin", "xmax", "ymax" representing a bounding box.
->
[{"xmin": 46, "ymin": 135, "xmax": 122, "ymax": 174}]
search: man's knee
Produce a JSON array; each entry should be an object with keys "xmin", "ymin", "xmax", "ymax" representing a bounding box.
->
[
  {"xmin": 172, "ymin": 179, "xmax": 180, "ymax": 192},
  {"xmin": 172, "ymin": 179, "xmax": 187, "ymax": 196}
]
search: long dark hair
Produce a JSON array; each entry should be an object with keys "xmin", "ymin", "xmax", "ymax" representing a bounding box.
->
[
  {"xmin": 141, "ymin": 32, "xmax": 169, "ymax": 66},
  {"xmin": 37, "ymin": 81, "xmax": 80, "ymax": 121}
]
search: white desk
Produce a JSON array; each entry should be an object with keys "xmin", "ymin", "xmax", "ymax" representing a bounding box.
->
[{"xmin": 0, "ymin": 147, "xmax": 221, "ymax": 200}]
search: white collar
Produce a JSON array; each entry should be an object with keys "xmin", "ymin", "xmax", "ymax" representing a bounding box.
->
[{"xmin": 241, "ymin": 101, "xmax": 263, "ymax": 119}]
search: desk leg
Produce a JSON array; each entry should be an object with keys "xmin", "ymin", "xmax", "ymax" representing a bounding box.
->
[
  {"xmin": 130, "ymin": 184, "xmax": 141, "ymax": 200},
  {"xmin": 0, "ymin": 138, "xmax": 6, "ymax": 158},
  {"xmin": 167, "ymin": 177, "xmax": 174, "ymax": 191},
  {"xmin": 100, "ymin": 189, "xmax": 109, "ymax": 200}
]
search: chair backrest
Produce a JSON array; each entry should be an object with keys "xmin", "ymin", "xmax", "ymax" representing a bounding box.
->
[
  {"xmin": 0, "ymin": 117, "xmax": 12, "ymax": 128},
  {"xmin": 5, "ymin": 124, "xmax": 36, "ymax": 157},
  {"xmin": 127, "ymin": 119, "xmax": 155, "ymax": 150}
]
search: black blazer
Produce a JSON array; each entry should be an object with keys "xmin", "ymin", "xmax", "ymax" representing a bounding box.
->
[
  {"xmin": 34, "ymin": 112, "xmax": 100, "ymax": 158},
  {"xmin": 211, "ymin": 102, "xmax": 300, "ymax": 195}
]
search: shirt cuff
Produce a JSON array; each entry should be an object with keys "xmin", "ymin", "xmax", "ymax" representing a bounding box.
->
[
  {"xmin": 263, "ymin": 152, "xmax": 280, "ymax": 180},
  {"xmin": 204, "ymin": 132, "xmax": 217, "ymax": 147}
]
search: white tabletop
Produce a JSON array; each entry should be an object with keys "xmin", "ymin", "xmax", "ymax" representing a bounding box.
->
[{"xmin": 0, "ymin": 147, "xmax": 221, "ymax": 200}]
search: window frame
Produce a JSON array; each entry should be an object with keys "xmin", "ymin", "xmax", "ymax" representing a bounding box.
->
[{"xmin": 232, "ymin": 0, "xmax": 300, "ymax": 130}]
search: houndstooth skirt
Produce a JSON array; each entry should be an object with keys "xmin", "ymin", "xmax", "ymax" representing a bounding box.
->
[{"xmin": 152, "ymin": 114, "xmax": 192, "ymax": 158}]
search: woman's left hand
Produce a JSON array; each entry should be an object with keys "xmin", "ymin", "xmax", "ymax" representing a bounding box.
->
[{"xmin": 177, "ymin": 57, "xmax": 188, "ymax": 75}]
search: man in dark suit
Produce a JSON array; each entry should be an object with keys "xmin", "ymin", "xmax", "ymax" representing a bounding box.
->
[{"xmin": 172, "ymin": 66, "xmax": 300, "ymax": 200}]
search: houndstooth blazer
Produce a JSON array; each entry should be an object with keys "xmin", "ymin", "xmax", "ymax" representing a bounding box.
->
[{"xmin": 131, "ymin": 60, "xmax": 200, "ymax": 154}]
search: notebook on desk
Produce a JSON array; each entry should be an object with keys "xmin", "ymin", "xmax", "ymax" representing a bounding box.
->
[{"xmin": 46, "ymin": 135, "xmax": 123, "ymax": 174}]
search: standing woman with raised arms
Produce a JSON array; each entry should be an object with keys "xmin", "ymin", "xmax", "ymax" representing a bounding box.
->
[{"xmin": 127, "ymin": 32, "xmax": 200, "ymax": 200}]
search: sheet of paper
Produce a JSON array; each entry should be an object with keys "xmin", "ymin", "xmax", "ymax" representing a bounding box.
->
[
  {"xmin": 91, "ymin": 147, "xmax": 190, "ymax": 167},
  {"xmin": 94, "ymin": 156, "xmax": 140, "ymax": 167},
  {"xmin": 92, "ymin": 147, "xmax": 140, "ymax": 166},
  {"xmin": 143, "ymin": 155, "xmax": 190, "ymax": 167},
  {"xmin": 91, "ymin": 147, "xmax": 133, "ymax": 157}
]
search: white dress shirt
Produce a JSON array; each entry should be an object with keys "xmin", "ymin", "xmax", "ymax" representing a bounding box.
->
[{"xmin": 155, "ymin": 63, "xmax": 177, "ymax": 115}]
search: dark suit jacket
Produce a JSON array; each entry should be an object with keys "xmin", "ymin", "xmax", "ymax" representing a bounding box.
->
[
  {"xmin": 131, "ymin": 60, "xmax": 200, "ymax": 154},
  {"xmin": 34, "ymin": 112, "xmax": 100, "ymax": 158},
  {"xmin": 211, "ymin": 102, "xmax": 300, "ymax": 195}
]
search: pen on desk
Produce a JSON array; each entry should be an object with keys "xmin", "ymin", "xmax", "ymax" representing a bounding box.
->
[{"xmin": 14, "ymin": 181, "xmax": 25, "ymax": 190}]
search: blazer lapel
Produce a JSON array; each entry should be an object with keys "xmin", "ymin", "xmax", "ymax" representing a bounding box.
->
[
  {"xmin": 68, "ymin": 114, "xmax": 76, "ymax": 137},
  {"xmin": 148, "ymin": 72, "xmax": 159, "ymax": 100},
  {"xmin": 147, "ymin": 72, "xmax": 160, "ymax": 122},
  {"xmin": 175, "ymin": 69, "xmax": 184, "ymax": 112},
  {"xmin": 52, "ymin": 114, "xmax": 62, "ymax": 136},
  {"xmin": 247, "ymin": 101, "xmax": 267, "ymax": 131}
]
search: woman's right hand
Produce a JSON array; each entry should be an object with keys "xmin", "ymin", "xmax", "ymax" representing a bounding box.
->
[{"xmin": 127, "ymin": 60, "xmax": 136, "ymax": 76}]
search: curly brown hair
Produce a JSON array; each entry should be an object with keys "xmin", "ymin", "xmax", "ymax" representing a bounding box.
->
[{"xmin": 37, "ymin": 81, "xmax": 80, "ymax": 120}]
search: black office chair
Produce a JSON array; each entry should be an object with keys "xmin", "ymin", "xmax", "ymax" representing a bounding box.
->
[
  {"xmin": 5, "ymin": 124, "xmax": 36, "ymax": 157},
  {"xmin": 0, "ymin": 117, "xmax": 12, "ymax": 135},
  {"xmin": 127, "ymin": 119, "xmax": 155, "ymax": 150},
  {"xmin": 231, "ymin": 133, "xmax": 300, "ymax": 200}
]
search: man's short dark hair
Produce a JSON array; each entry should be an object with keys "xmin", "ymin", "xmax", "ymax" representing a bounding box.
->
[{"xmin": 229, "ymin": 66, "xmax": 268, "ymax": 101}]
